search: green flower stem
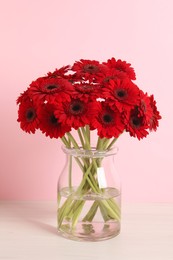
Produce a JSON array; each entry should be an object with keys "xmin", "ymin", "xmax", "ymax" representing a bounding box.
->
[
  {"xmin": 85, "ymin": 125, "xmax": 90, "ymax": 144},
  {"xmin": 102, "ymin": 138, "xmax": 111, "ymax": 150},
  {"xmin": 82, "ymin": 201, "xmax": 99, "ymax": 222},
  {"xmin": 108, "ymin": 199, "xmax": 121, "ymax": 218},
  {"xmin": 101, "ymin": 200, "xmax": 120, "ymax": 220},
  {"xmin": 96, "ymin": 137, "xmax": 105, "ymax": 150},
  {"xmin": 68, "ymin": 155, "xmax": 72, "ymax": 188},
  {"xmin": 66, "ymin": 132, "xmax": 80, "ymax": 149},
  {"xmin": 61, "ymin": 136, "xmax": 70, "ymax": 147},
  {"xmin": 57, "ymin": 192, "xmax": 61, "ymax": 206},
  {"xmin": 77, "ymin": 128, "xmax": 85, "ymax": 148},
  {"xmin": 72, "ymin": 200, "xmax": 85, "ymax": 229},
  {"xmin": 107, "ymin": 138, "xmax": 117, "ymax": 150},
  {"xmin": 66, "ymin": 200, "xmax": 84, "ymax": 220},
  {"xmin": 61, "ymin": 199, "xmax": 85, "ymax": 226},
  {"xmin": 74, "ymin": 157, "xmax": 84, "ymax": 172},
  {"xmin": 86, "ymin": 167, "xmax": 99, "ymax": 191},
  {"xmin": 63, "ymin": 133, "xmax": 87, "ymax": 171},
  {"xmin": 81, "ymin": 197, "xmax": 120, "ymax": 223},
  {"xmin": 58, "ymin": 197, "xmax": 74, "ymax": 226},
  {"xmin": 81, "ymin": 127, "xmax": 90, "ymax": 149},
  {"xmin": 99, "ymin": 202, "xmax": 112, "ymax": 222},
  {"xmin": 61, "ymin": 136, "xmax": 72, "ymax": 188},
  {"xmin": 65, "ymin": 133, "xmax": 89, "ymax": 171},
  {"xmin": 75, "ymin": 163, "xmax": 93, "ymax": 194}
]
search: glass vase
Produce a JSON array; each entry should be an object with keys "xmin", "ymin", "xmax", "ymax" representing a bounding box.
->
[{"xmin": 57, "ymin": 146, "xmax": 121, "ymax": 241}]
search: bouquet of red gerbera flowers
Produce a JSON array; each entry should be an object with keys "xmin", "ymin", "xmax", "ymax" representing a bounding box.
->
[
  {"xmin": 17, "ymin": 58, "xmax": 161, "ymax": 240},
  {"xmin": 17, "ymin": 57, "xmax": 161, "ymax": 143}
]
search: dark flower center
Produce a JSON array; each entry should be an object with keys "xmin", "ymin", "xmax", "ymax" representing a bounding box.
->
[
  {"xmin": 50, "ymin": 115, "xmax": 59, "ymax": 125},
  {"xmin": 116, "ymin": 66, "xmax": 124, "ymax": 72},
  {"xmin": 103, "ymin": 76, "xmax": 115, "ymax": 83},
  {"xmin": 83, "ymin": 64, "xmax": 99, "ymax": 73},
  {"xmin": 130, "ymin": 116, "xmax": 142, "ymax": 128},
  {"xmin": 103, "ymin": 114, "xmax": 112, "ymax": 122},
  {"xmin": 115, "ymin": 89, "xmax": 127, "ymax": 100},
  {"xmin": 70, "ymin": 101, "xmax": 84, "ymax": 115},
  {"xmin": 102, "ymin": 113, "xmax": 114, "ymax": 125},
  {"xmin": 26, "ymin": 108, "xmax": 36, "ymax": 122},
  {"xmin": 45, "ymin": 84, "xmax": 59, "ymax": 91}
]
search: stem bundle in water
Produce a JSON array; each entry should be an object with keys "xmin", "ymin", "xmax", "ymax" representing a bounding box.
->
[{"xmin": 58, "ymin": 126, "xmax": 121, "ymax": 240}]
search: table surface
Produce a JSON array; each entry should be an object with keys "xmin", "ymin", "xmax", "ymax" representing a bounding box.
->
[{"xmin": 0, "ymin": 201, "xmax": 173, "ymax": 260}]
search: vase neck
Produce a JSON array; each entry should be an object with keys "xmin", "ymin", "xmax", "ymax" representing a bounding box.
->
[{"xmin": 62, "ymin": 146, "xmax": 118, "ymax": 158}]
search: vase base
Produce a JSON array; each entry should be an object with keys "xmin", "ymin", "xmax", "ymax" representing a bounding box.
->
[{"xmin": 57, "ymin": 221, "xmax": 120, "ymax": 242}]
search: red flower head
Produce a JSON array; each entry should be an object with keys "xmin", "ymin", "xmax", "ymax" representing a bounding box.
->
[
  {"xmin": 137, "ymin": 91, "xmax": 153, "ymax": 123},
  {"xmin": 103, "ymin": 57, "xmax": 136, "ymax": 80},
  {"xmin": 89, "ymin": 101, "xmax": 125, "ymax": 139},
  {"xmin": 71, "ymin": 59, "xmax": 106, "ymax": 81},
  {"xmin": 102, "ymin": 78, "xmax": 140, "ymax": 112},
  {"xmin": 149, "ymin": 95, "xmax": 162, "ymax": 131},
  {"xmin": 97, "ymin": 68, "xmax": 127, "ymax": 86},
  {"xmin": 38, "ymin": 103, "xmax": 71, "ymax": 139},
  {"xmin": 73, "ymin": 82, "xmax": 101, "ymax": 102},
  {"xmin": 28, "ymin": 77, "xmax": 74, "ymax": 104},
  {"xmin": 54, "ymin": 98, "xmax": 90, "ymax": 130},
  {"xmin": 47, "ymin": 65, "xmax": 70, "ymax": 79},
  {"xmin": 16, "ymin": 89, "xmax": 31, "ymax": 105},
  {"xmin": 17, "ymin": 98, "xmax": 39, "ymax": 134},
  {"xmin": 124, "ymin": 107, "xmax": 150, "ymax": 140}
]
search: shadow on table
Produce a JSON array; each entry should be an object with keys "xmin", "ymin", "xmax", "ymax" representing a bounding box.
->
[
  {"xmin": 1, "ymin": 202, "xmax": 61, "ymax": 237},
  {"xmin": 26, "ymin": 218, "xmax": 59, "ymax": 236}
]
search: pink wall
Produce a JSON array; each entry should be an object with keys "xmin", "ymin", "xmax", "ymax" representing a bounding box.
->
[{"xmin": 0, "ymin": 0, "xmax": 172, "ymax": 202}]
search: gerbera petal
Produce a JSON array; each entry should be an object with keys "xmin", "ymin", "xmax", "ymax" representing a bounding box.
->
[
  {"xmin": 71, "ymin": 59, "xmax": 106, "ymax": 81},
  {"xmin": 102, "ymin": 78, "xmax": 140, "ymax": 112},
  {"xmin": 89, "ymin": 101, "xmax": 125, "ymax": 138},
  {"xmin": 37, "ymin": 103, "xmax": 71, "ymax": 139},
  {"xmin": 29, "ymin": 77, "xmax": 74, "ymax": 104},
  {"xmin": 149, "ymin": 95, "xmax": 162, "ymax": 131},
  {"xmin": 54, "ymin": 98, "xmax": 90, "ymax": 130},
  {"xmin": 17, "ymin": 99, "xmax": 39, "ymax": 134},
  {"xmin": 103, "ymin": 58, "xmax": 136, "ymax": 80},
  {"xmin": 123, "ymin": 107, "xmax": 150, "ymax": 140}
]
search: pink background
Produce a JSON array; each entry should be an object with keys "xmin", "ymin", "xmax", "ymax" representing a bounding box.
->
[{"xmin": 0, "ymin": 0, "xmax": 172, "ymax": 202}]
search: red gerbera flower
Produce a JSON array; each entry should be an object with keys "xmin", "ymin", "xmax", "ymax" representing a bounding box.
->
[
  {"xmin": 103, "ymin": 57, "xmax": 136, "ymax": 80},
  {"xmin": 102, "ymin": 78, "xmax": 140, "ymax": 112},
  {"xmin": 124, "ymin": 107, "xmax": 149, "ymax": 140},
  {"xmin": 16, "ymin": 89, "xmax": 31, "ymax": 105},
  {"xmin": 38, "ymin": 103, "xmax": 71, "ymax": 139},
  {"xmin": 17, "ymin": 99, "xmax": 39, "ymax": 134},
  {"xmin": 29, "ymin": 77, "xmax": 74, "ymax": 104},
  {"xmin": 47, "ymin": 65, "xmax": 71, "ymax": 79},
  {"xmin": 72, "ymin": 59, "xmax": 100, "ymax": 74},
  {"xmin": 89, "ymin": 101, "xmax": 125, "ymax": 138},
  {"xmin": 137, "ymin": 91, "xmax": 153, "ymax": 123},
  {"xmin": 55, "ymin": 98, "xmax": 90, "ymax": 130},
  {"xmin": 71, "ymin": 59, "xmax": 106, "ymax": 81},
  {"xmin": 73, "ymin": 82, "xmax": 100, "ymax": 102},
  {"xmin": 97, "ymin": 68, "xmax": 127, "ymax": 86},
  {"xmin": 149, "ymin": 95, "xmax": 162, "ymax": 131}
]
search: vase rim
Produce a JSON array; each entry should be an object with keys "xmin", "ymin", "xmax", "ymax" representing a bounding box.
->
[{"xmin": 61, "ymin": 146, "xmax": 119, "ymax": 158}]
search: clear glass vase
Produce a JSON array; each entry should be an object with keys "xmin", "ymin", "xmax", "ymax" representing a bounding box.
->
[{"xmin": 57, "ymin": 146, "xmax": 121, "ymax": 241}]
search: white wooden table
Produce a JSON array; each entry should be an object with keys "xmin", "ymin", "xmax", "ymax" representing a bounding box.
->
[{"xmin": 0, "ymin": 202, "xmax": 173, "ymax": 260}]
